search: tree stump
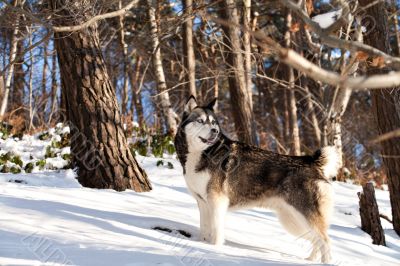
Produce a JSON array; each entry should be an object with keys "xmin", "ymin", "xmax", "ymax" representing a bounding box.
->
[{"xmin": 358, "ymin": 182, "xmax": 386, "ymax": 245}]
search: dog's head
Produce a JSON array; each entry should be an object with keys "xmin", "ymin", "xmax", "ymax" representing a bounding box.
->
[{"xmin": 180, "ymin": 96, "xmax": 220, "ymax": 151}]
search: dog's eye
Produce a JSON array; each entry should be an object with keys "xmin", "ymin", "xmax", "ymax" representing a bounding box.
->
[
  {"xmin": 211, "ymin": 120, "xmax": 216, "ymax": 125},
  {"xmin": 197, "ymin": 119, "xmax": 204, "ymax": 124}
]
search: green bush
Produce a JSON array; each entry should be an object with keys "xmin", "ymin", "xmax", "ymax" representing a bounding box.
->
[
  {"xmin": 36, "ymin": 159, "xmax": 46, "ymax": 170},
  {"xmin": 0, "ymin": 165, "xmax": 21, "ymax": 174},
  {"xmin": 24, "ymin": 162, "xmax": 34, "ymax": 173},
  {"xmin": 10, "ymin": 166, "xmax": 21, "ymax": 174},
  {"xmin": 156, "ymin": 160, "xmax": 174, "ymax": 169},
  {"xmin": 0, "ymin": 122, "xmax": 12, "ymax": 140},
  {"xmin": 10, "ymin": 155, "xmax": 23, "ymax": 167},
  {"xmin": 45, "ymin": 146, "xmax": 57, "ymax": 158},
  {"xmin": 38, "ymin": 132, "xmax": 50, "ymax": 140},
  {"xmin": 130, "ymin": 141, "xmax": 148, "ymax": 157},
  {"xmin": 130, "ymin": 130, "xmax": 175, "ymax": 158},
  {"xmin": 167, "ymin": 162, "xmax": 174, "ymax": 169},
  {"xmin": 62, "ymin": 153, "xmax": 71, "ymax": 161},
  {"xmin": 0, "ymin": 152, "xmax": 11, "ymax": 164}
]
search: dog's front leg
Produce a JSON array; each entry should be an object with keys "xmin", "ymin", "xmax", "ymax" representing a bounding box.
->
[
  {"xmin": 208, "ymin": 194, "xmax": 229, "ymax": 245},
  {"xmin": 196, "ymin": 198, "xmax": 211, "ymax": 242}
]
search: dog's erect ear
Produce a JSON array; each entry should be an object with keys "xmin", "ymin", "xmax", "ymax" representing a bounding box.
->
[
  {"xmin": 206, "ymin": 98, "xmax": 217, "ymax": 110},
  {"xmin": 184, "ymin": 95, "xmax": 197, "ymax": 113}
]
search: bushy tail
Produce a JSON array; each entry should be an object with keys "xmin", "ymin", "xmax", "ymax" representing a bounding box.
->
[{"xmin": 313, "ymin": 146, "xmax": 341, "ymax": 179}]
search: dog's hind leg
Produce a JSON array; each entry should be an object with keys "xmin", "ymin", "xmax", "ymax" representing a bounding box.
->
[
  {"xmin": 308, "ymin": 216, "xmax": 331, "ymax": 263},
  {"xmin": 208, "ymin": 193, "xmax": 229, "ymax": 245},
  {"xmin": 273, "ymin": 199, "xmax": 312, "ymax": 238},
  {"xmin": 311, "ymin": 180, "xmax": 333, "ymax": 263},
  {"xmin": 272, "ymin": 199, "xmax": 323, "ymax": 262}
]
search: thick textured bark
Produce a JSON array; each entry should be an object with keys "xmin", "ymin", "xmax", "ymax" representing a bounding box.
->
[
  {"xmin": 220, "ymin": 0, "xmax": 257, "ymax": 145},
  {"xmin": 147, "ymin": 0, "xmax": 177, "ymax": 135},
  {"xmin": 358, "ymin": 182, "xmax": 386, "ymax": 245},
  {"xmin": 182, "ymin": 0, "xmax": 196, "ymax": 97},
  {"xmin": 50, "ymin": 0, "xmax": 151, "ymax": 192},
  {"xmin": 359, "ymin": 0, "xmax": 400, "ymax": 236}
]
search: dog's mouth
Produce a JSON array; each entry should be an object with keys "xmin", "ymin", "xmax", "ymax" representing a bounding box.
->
[{"xmin": 199, "ymin": 136, "xmax": 217, "ymax": 145}]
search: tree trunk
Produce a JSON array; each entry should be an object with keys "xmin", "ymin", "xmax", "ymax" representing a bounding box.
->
[
  {"xmin": 118, "ymin": 0, "xmax": 129, "ymax": 116},
  {"xmin": 391, "ymin": 0, "xmax": 400, "ymax": 55},
  {"xmin": 242, "ymin": 0, "xmax": 253, "ymax": 103},
  {"xmin": 304, "ymin": 82, "xmax": 321, "ymax": 148},
  {"xmin": 129, "ymin": 56, "xmax": 145, "ymax": 126},
  {"xmin": 285, "ymin": 11, "xmax": 300, "ymax": 155},
  {"xmin": 147, "ymin": 0, "xmax": 177, "ymax": 135},
  {"xmin": 11, "ymin": 40, "xmax": 24, "ymax": 117},
  {"xmin": 182, "ymin": 0, "xmax": 196, "ymax": 97},
  {"xmin": 28, "ymin": 29, "xmax": 34, "ymax": 131},
  {"xmin": 220, "ymin": 0, "xmax": 257, "ymax": 145},
  {"xmin": 358, "ymin": 182, "xmax": 386, "ymax": 245},
  {"xmin": 0, "ymin": 0, "xmax": 20, "ymax": 119},
  {"xmin": 39, "ymin": 40, "xmax": 49, "ymax": 120},
  {"xmin": 48, "ymin": 47, "xmax": 58, "ymax": 124},
  {"xmin": 359, "ymin": 0, "xmax": 400, "ymax": 236},
  {"xmin": 50, "ymin": 0, "xmax": 151, "ymax": 192}
]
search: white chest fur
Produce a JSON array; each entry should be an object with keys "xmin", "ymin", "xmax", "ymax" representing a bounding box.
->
[{"xmin": 184, "ymin": 150, "xmax": 211, "ymax": 200}]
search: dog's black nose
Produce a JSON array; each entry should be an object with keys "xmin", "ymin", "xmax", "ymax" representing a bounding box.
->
[{"xmin": 211, "ymin": 128, "xmax": 218, "ymax": 133}]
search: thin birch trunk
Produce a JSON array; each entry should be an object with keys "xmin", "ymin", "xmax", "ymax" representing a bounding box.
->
[
  {"xmin": 285, "ymin": 11, "xmax": 301, "ymax": 155},
  {"xmin": 147, "ymin": 0, "xmax": 177, "ymax": 135},
  {"xmin": 243, "ymin": 0, "xmax": 253, "ymax": 104},
  {"xmin": 0, "ymin": 0, "xmax": 20, "ymax": 119}
]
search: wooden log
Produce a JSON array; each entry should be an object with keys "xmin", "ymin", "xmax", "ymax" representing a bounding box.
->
[{"xmin": 358, "ymin": 182, "xmax": 386, "ymax": 245}]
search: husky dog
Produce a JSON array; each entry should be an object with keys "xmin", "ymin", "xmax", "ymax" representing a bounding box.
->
[{"xmin": 174, "ymin": 96, "xmax": 339, "ymax": 263}]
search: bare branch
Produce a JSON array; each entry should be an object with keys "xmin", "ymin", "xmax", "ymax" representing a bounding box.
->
[
  {"xmin": 369, "ymin": 128, "xmax": 400, "ymax": 144},
  {"xmin": 206, "ymin": 14, "xmax": 400, "ymax": 90},
  {"xmin": 52, "ymin": 0, "xmax": 139, "ymax": 32},
  {"xmin": 280, "ymin": 0, "xmax": 400, "ymax": 69}
]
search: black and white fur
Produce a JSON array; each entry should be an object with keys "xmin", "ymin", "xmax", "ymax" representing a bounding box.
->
[{"xmin": 174, "ymin": 96, "xmax": 340, "ymax": 263}]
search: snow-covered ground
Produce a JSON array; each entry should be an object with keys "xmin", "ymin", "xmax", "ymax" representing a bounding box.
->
[{"xmin": 0, "ymin": 133, "xmax": 399, "ymax": 266}]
